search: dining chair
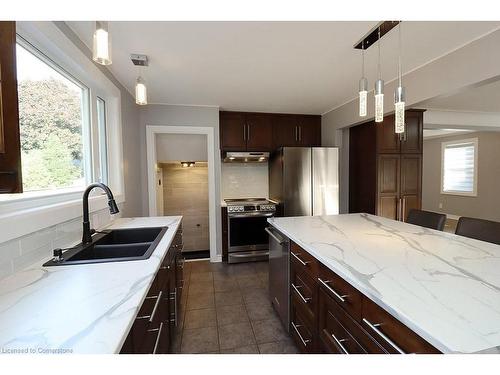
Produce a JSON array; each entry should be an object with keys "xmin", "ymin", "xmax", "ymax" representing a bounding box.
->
[
  {"xmin": 455, "ymin": 217, "xmax": 500, "ymax": 245},
  {"xmin": 406, "ymin": 209, "xmax": 446, "ymax": 231}
]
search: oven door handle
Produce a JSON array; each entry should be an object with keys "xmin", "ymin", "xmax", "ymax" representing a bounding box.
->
[{"xmin": 228, "ymin": 212, "xmax": 275, "ymax": 218}]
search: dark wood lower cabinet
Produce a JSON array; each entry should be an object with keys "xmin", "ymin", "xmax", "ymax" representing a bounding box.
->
[
  {"xmin": 289, "ymin": 242, "xmax": 440, "ymax": 354},
  {"xmin": 120, "ymin": 227, "xmax": 183, "ymax": 354}
]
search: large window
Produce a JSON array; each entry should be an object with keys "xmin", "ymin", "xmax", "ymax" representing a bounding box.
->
[
  {"xmin": 441, "ymin": 138, "xmax": 478, "ymax": 196},
  {"xmin": 17, "ymin": 42, "xmax": 90, "ymax": 192}
]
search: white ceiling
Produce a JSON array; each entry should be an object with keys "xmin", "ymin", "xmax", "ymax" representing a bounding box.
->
[
  {"xmin": 418, "ymin": 79, "xmax": 500, "ymax": 113},
  {"xmin": 67, "ymin": 21, "xmax": 500, "ymax": 114}
]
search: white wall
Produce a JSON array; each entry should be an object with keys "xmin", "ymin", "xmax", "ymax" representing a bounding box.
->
[
  {"xmin": 139, "ymin": 104, "xmax": 222, "ymax": 256},
  {"xmin": 221, "ymin": 163, "xmax": 269, "ymax": 199},
  {"xmin": 156, "ymin": 133, "xmax": 208, "ymax": 162}
]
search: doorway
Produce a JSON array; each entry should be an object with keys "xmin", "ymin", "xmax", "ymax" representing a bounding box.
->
[{"xmin": 146, "ymin": 126, "xmax": 218, "ymax": 262}]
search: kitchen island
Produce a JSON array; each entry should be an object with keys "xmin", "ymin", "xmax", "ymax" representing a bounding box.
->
[
  {"xmin": 268, "ymin": 213, "xmax": 500, "ymax": 354},
  {"xmin": 0, "ymin": 216, "xmax": 182, "ymax": 354}
]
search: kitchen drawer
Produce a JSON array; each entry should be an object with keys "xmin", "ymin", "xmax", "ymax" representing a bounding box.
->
[
  {"xmin": 318, "ymin": 288, "xmax": 385, "ymax": 354},
  {"xmin": 290, "ymin": 267, "xmax": 317, "ymax": 326},
  {"xmin": 290, "ymin": 300, "xmax": 316, "ymax": 353},
  {"xmin": 138, "ymin": 321, "xmax": 169, "ymax": 354},
  {"xmin": 318, "ymin": 264, "xmax": 362, "ymax": 321},
  {"xmin": 361, "ymin": 297, "xmax": 440, "ymax": 354},
  {"xmin": 290, "ymin": 242, "xmax": 319, "ymax": 279}
]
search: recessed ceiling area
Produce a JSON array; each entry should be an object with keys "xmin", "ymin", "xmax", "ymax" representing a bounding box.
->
[
  {"xmin": 67, "ymin": 21, "xmax": 500, "ymax": 114},
  {"xmin": 418, "ymin": 78, "xmax": 500, "ymax": 113}
]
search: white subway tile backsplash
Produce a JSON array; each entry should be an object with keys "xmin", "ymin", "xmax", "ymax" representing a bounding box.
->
[
  {"xmin": 0, "ymin": 205, "xmax": 121, "ymax": 281},
  {"xmin": 221, "ymin": 163, "xmax": 269, "ymax": 199}
]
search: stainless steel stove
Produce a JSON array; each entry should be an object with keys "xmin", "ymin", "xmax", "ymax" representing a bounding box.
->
[{"xmin": 225, "ymin": 198, "xmax": 276, "ymax": 263}]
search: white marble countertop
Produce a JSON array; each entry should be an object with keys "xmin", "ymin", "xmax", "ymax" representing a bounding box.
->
[
  {"xmin": 0, "ymin": 216, "xmax": 182, "ymax": 354},
  {"xmin": 268, "ymin": 213, "xmax": 500, "ymax": 354}
]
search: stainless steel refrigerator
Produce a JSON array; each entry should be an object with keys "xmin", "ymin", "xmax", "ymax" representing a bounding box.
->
[{"xmin": 269, "ymin": 147, "xmax": 339, "ymax": 216}]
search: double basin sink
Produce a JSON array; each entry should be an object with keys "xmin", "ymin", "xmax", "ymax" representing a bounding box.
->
[{"xmin": 43, "ymin": 226, "xmax": 168, "ymax": 266}]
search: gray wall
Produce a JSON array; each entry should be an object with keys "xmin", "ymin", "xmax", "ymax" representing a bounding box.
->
[
  {"xmin": 156, "ymin": 133, "xmax": 208, "ymax": 162},
  {"xmin": 138, "ymin": 104, "xmax": 222, "ymax": 256},
  {"xmin": 422, "ymin": 131, "xmax": 500, "ymax": 222}
]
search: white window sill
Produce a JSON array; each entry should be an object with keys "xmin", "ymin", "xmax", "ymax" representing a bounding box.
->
[
  {"xmin": 440, "ymin": 191, "xmax": 477, "ymax": 197},
  {"xmin": 0, "ymin": 192, "xmax": 124, "ymax": 244}
]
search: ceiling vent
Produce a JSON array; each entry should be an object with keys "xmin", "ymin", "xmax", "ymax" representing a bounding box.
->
[{"xmin": 130, "ymin": 54, "xmax": 149, "ymax": 66}]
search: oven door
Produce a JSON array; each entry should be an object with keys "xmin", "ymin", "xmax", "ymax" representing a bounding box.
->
[{"xmin": 228, "ymin": 212, "xmax": 274, "ymax": 253}]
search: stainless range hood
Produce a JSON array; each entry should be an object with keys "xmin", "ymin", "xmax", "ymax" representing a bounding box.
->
[{"xmin": 223, "ymin": 151, "xmax": 270, "ymax": 163}]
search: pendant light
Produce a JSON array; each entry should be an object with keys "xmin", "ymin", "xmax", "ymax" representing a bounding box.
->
[
  {"xmin": 394, "ymin": 22, "xmax": 405, "ymax": 134},
  {"xmin": 131, "ymin": 54, "xmax": 149, "ymax": 105},
  {"xmin": 358, "ymin": 42, "xmax": 368, "ymax": 117},
  {"xmin": 374, "ymin": 27, "xmax": 384, "ymax": 123},
  {"xmin": 92, "ymin": 21, "xmax": 112, "ymax": 66},
  {"xmin": 135, "ymin": 76, "xmax": 148, "ymax": 105}
]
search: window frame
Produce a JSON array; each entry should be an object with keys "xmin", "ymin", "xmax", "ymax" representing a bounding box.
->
[
  {"xmin": 16, "ymin": 36, "xmax": 93, "ymax": 192},
  {"xmin": 440, "ymin": 137, "xmax": 478, "ymax": 197},
  {"xmin": 0, "ymin": 21, "xmax": 125, "ymax": 244}
]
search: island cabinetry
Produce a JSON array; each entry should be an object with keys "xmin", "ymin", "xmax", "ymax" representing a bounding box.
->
[
  {"xmin": 288, "ymin": 241, "xmax": 440, "ymax": 354},
  {"xmin": 120, "ymin": 227, "xmax": 184, "ymax": 354}
]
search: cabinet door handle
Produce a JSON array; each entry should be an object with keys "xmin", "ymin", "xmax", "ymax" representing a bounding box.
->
[
  {"xmin": 170, "ymin": 288, "xmax": 178, "ymax": 326},
  {"xmin": 331, "ymin": 333, "xmax": 349, "ymax": 354},
  {"xmin": 295, "ymin": 126, "xmax": 298, "ymax": 142},
  {"xmin": 149, "ymin": 290, "xmax": 162, "ymax": 323},
  {"xmin": 298, "ymin": 126, "xmax": 302, "ymax": 142},
  {"xmin": 247, "ymin": 124, "xmax": 250, "ymax": 141},
  {"xmin": 291, "ymin": 321, "xmax": 311, "ymax": 347},
  {"xmin": 317, "ymin": 277, "xmax": 348, "ymax": 303},
  {"xmin": 362, "ymin": 318, "xmax": 405, "ymax": 354},
  {"xmin": 291, "ymin": 252, "xmax": 309, "ymax": 267},
  {"xmin": 401, "ymin": 197, "xmax": 406, "ymax": 222},
  {"xmin": 291, "ymin": 283, "xmax": 311, "ymax": 304}
]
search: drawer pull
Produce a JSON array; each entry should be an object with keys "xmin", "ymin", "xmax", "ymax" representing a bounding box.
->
[
  {"xmin": 136, "ymin": 291, "xmax": 163, "ymax": 321},
  {"xmin": 318, "ymin": 278, "xmax": 348, "ymax": 303},
  {"xmin": 331, "ymin": 333, "xmax": 349, "ymax": 354},
  {"xmin": 291, "ymin": 321, "xmax": 311, "ymax": 347},
  {"xmin": 362, "ymin": 318, "xmax": 405, "ymax": 354},
  {"xmin": 291, "ymin": 283, "xmax": 311, "ymax": 304},
  {"xmin": 291, "ymin": 252, "xmax": 309, "ymax": 267},
  {"xmin": 151, "ymin": 322, "xmax": 164, "ymax": 354},
  {"xmin": 149, "ymin": 291, "xmax": 163, "ymax": 323}
]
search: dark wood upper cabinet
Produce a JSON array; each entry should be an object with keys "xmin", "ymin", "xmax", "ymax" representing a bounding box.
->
[
  {"xmin": 0, "ymin": 21, "xmax": 22, "ymax": 194},
  {"xmin": 296, "ymin": 115, "xmax": 321, "ymax": 147},
  {"xmin": 220, "ymin": 111, "xmax": 321, "ymax": 152},
  {"xmin": 220, "ymin": 111, "xmax": 247, "ymax": 151},
  {"xmin": 376, "ymin": 114, "xmax": 400, "ymax": 154},
  {"xmin": 400, "ymin": 110, "xmax": 423, "ymax": 154},
  {"xmin": 246, "ymin": 113, "xmax": 273, "ymax": 151}
]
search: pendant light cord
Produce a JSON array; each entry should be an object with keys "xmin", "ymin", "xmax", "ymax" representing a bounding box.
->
[
  {"xmin": 398, "ymin": 22, "xmax": 402, "ymax": 87},
  {"xmin": 361, "ymin": 41, "xmax": 365, "ymax": 77},
  {"xmin": 377, "ymin": 27, "xmax": 381, "ymax": 79}
]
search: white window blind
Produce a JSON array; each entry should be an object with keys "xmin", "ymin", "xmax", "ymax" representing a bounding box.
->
[{"xmin": 442, "ymin": 139, "xmax": 477, "ymax": 195}]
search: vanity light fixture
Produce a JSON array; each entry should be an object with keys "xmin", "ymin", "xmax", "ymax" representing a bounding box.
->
[
  {"xmin": 394, "ymin": 22, "xmax": 405, "ymax": 134},
  {"xmin": 92, "ymin": 21, "xmax": 112, "ymax": 65},
  {"xmin": 374, "ymin": 27, "xmax": 384, "ymax": 123},
  {"xmin": 358, "ymin": 41, "xmax": 368, "ymax": 117}
]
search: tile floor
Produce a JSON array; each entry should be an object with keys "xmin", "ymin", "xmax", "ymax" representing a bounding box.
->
[{"xmin": 172, "ymin": 259, "xmax": 298, "ymax": 354}]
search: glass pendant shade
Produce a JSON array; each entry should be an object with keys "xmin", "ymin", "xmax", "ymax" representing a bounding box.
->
[
  {"xmin": 92, "ymin": 22, "xmax": 112, "ymax": 65},
  {"xmin": 359, "ymin": 77, "xmax": 368, "ymax": 117},
  {"xmin": 135, "ymin": 77, "xmax": 148, "ymax": 105},
  {"xmin": 374, "ymin": 79, "xmax": 384, "ymax": 123},
  {"xmin": 394, "ymin": 86, "xmax": 405, "ymax": 134}
]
